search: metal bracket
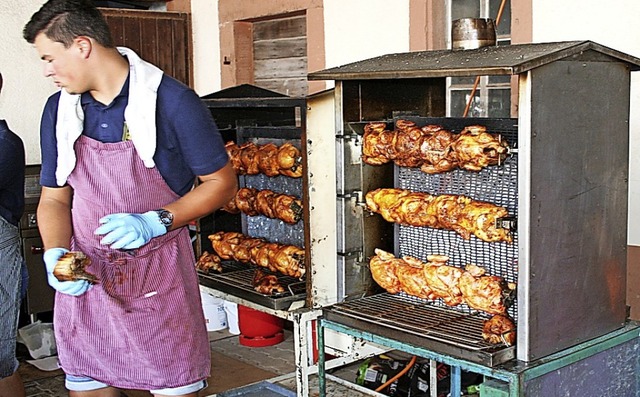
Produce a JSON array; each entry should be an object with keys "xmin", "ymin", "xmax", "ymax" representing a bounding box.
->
[
  {"xmin": 335, "ymin": 132, "xmax": 361, "ymax": 143},
  {"xmin": 337, "ymin": 190, "xmax": 365, "ymax": 206},
  {"xmin": 337, "ymin": 250, "xmax": 363, "ymax": 262},
  {"xmin": 495, "ymin": 216, "xmax": 517, "ymax": 231}
]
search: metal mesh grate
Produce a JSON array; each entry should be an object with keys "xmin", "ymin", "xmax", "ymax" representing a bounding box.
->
[
  {"xmin": 241, "ymin": 135, "xmax": 304, "ymax": 247},
  {"xmin": 395, "ymin": 117, "xmax": 518, "ymax": 319},
  {"xmin": 198, "ymin": 262, "xmax": 306, "ymax": 299},
  {"xmin": 329, "ymin": 293, "xmax": 504, "ymax": 350}
]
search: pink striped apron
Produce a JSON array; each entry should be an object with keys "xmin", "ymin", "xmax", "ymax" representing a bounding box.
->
[{"xmin": 53, "ymin": 135, "xmax": 210, "ymax": 390}]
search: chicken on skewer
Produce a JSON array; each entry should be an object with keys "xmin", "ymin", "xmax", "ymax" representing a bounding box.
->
[
  {"xmin": 369, "ymin": 250, "xmax": 514, "ymax": 313},
  {"xmin": 362, "ymin": 120, "xmax": 509, "ymax": 174},
  {"xmin": 458, "ymin": 264, "xmax": 516, "ymax": 315},
  {"xmin": 225, "ymin": 141, "xmax": 303, "ymax": 178},
  {"xmin": 368, "ymin": 249, "xmax": 516, "ymax": 345},
  {"xmin": 369, "ymin": 248, "xmax": 403, "ymax": 294},
  {"xmin": 422, "ymin": 254, "xmax": 464, "ymax": 306},
  {"xmin": 208, "ymin": 232, "xmax": 305, "ymax": 278},
  {"xmin": 365, "ymin": 188, "xmax": 512, "ymax": 243},
  {"xmin": 223, "ymin": 188, "xmax": 303, "ymax": 224},
  {"xmin": 394, "ymin": 256, "xmax": 433, "ymax": 299}
]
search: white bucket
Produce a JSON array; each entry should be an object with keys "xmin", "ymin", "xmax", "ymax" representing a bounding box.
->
[
  {"xmin": 223, "ymin": 300, "xmax": 241, "ymax": 335},
  {"xmin": 200, "ymin": 290, "xmax": 227, "ymax": 331}
]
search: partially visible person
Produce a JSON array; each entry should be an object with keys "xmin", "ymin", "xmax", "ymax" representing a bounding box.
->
[
  {"xmin": 0, "ymin": 71, "xmax": 27, "ymax": 397},
  {"xmin": 23, "ymin": 0, "xmax": 237, "ymax": 396}
]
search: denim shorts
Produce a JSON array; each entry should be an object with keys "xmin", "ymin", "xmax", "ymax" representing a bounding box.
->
[
  {"xmin": 65, "ymin": 374, "xmax": 207, "ymax": 395},
  {"xmin": 0, "ymin": 217, "xmax": 22, "ymax": 379}
]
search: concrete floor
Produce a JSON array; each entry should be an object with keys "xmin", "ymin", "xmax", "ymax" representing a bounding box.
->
[{"xmin": 17, "ymin": 326, "xmax": 371, "ymax": 397}]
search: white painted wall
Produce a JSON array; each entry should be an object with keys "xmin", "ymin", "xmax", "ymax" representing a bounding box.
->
[
  {"xmin": 531, "ymin": 0, "xmax": 640, "ymax": 244},
  {"xmin": 0, "ymin": 0, "xmax": 57, "ymax": 165},
  {"xmin": 323, "ymin": 0, "xmax": 410, "ymax": 69},
  {"xmin": 190, "ymin": 0, "xmax": 221, "ymax": 96}
]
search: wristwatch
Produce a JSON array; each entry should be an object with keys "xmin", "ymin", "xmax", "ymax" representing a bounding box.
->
[{"xmin": 154, "ymin": 209, "xmax": 174, "ymax": 230}]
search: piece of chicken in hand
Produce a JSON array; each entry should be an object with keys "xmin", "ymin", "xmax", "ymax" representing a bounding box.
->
[{"xmin": 53, "ymin": 251, "xmax": 98, "ymax": 283}]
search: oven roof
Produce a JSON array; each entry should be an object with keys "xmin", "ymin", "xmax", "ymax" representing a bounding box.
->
[{"xmin": 308, "ymin": 40, "xmax": 640, "ymax": 80}]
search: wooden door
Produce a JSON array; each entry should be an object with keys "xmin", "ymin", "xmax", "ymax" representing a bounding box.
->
[{"xmin": 100, "ymin": 8, "xmax": 193, "ymax": 86}]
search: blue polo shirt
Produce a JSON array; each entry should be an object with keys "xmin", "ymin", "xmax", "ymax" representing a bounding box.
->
[
  {"xmin": 0, "ymin": 120, "xmax": 25, "ymax": 226},
  {"xmin": 39, "ymin": 74, "xmax": 229, "ymax": 196}
]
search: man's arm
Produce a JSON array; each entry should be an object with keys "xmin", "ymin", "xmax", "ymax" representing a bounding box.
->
[
  {"xmin": 37, "ymin": 185, "xmax": 74, "ymax": 250},
  {"xmin": 161, "ymin": 162, "xmax": 238, "ymax": 231}
]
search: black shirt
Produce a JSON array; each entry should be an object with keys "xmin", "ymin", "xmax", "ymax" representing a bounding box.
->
[{"xmin": 0, "ymin": 119, "xmax": 25, "ymax": 226}]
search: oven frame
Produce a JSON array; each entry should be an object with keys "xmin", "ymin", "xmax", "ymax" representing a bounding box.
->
[{"xmin": 308, "ymin": 41, "xmax": 639, "ymax": 363}]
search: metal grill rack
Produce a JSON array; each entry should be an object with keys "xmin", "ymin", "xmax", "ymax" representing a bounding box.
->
[
  {"xmin": 198, "ymin": 262, "xmax": 306, "ymax": 310},
  {"xmin": 323, "ymin": 293, "xmax": 515, "ymax": 366}
]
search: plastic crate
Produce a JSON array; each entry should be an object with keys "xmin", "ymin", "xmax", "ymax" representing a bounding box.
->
[{"xmin": 216, "ymin": 381, "xmax": 295, "ymax": 397}]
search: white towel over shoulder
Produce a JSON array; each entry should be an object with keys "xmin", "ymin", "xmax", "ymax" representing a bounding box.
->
[{"xmin": 55, "ymin": 47, "xmax": 163, "ymax": 186}]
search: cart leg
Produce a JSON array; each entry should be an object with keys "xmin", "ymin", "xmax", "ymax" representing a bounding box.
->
[
  {"xmin": 429, "ymin": 360, "xmax": 437, "ymax": 397},
  {"xmin": 318, "ymin": 319, "xmax": 326, "ymax": 397},
  {"xmin": 450, "ymin": 365, "xmax": 461, "ymax": 397},
  {"xmin": 293, "ymin": 312, "xmax": 310, "ymax": 397}
]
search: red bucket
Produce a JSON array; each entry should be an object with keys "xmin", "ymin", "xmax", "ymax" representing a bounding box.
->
[{"xmin": 237, "ymin": 305, "xmax": 284, "ymax": 347}]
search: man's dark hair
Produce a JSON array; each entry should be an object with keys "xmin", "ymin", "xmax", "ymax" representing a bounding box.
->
[{"xmin": 23, "ymin": 0, "xmax": 113, "ymax": 48}]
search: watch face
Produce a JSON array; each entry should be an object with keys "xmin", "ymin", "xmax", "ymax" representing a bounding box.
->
[{"xmin": 157, "ymin": 210, "xmax": 173, "ymax": 227}]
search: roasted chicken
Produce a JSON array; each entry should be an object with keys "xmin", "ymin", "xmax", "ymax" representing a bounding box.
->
[
  {"xmin": 394, "ymin": 256, "xmax": 433, "ymax": 299},
  {"xmin": 365, "ymin": 188, "xmax": 512, "ymax": 243},
  {"xmin": 195, "ymin": 251, "xmax": 222, "ymax": 273},
  {"xmin": 53, "ymin": 251, "xmax": 98, "ymax": 283},
  {"xmin": 422, "ymin": 255, "xmax": 464, "ymax": 306},
  {"xmin": 208, "ymin": 232, "xmax": 305, "ymax": 278},
  {"xmin": 482, "ymin": 314, "xmax": 516, "ymax": 346},
  {"xmin": 252, "ymin": 269, "xmax": 286, "ymax": 295},
  {"xmin": 223, "ymin": 187, "xmax": 303, "ymax": 224},
  {"xmin": 369, "ymin": 249, "xmax": 515, "ymax": 318},
  {"xmin": 368, "ymin": 248, "xmax": 403, "ymax": 294},
  {"xmin": 225, "ymin": 141, "xmax": 303, "ymax": 178},
  {"xmin": 362, "ymin": 120, "xmax": 509, "ymax": 174},
  {"xmin": 458, "ymin": 264, "xmax": 516, "ymax": 315}
]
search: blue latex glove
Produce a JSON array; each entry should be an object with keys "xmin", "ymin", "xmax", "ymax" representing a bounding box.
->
[
  {"xmin": 95, "ymin": 211, "xmax": 167, "ymax": 250},
  {"xmin": 43, "ymin": 248, "xmax": 91, "ymax": 296}
]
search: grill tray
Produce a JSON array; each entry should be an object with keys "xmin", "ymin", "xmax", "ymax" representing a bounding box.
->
[
  {"xmin": 324, "ymin": 293, "xmax": 515, "ymax": 367},
  {"xmin": 198, "ymin": 261, "xmax": 306, "ymax": 310}
]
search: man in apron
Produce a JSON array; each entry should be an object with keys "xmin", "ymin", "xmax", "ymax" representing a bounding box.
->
[
  {"xmin": 23, "ymin": 1, "xmax": 238, "ymax": 396},
  {"xmin": 0, "ymin": 72, "xmax": 27, "ymax": 397}
]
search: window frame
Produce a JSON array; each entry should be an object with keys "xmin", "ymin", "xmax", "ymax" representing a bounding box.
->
[{"xmin": 444, "ymin": 0, "xmax": 511, "ymax": 118}]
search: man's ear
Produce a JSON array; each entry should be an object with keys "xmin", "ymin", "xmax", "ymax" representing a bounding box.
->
[{"xmin": 75, "ymin": 37, "xmax": 92, "ymax": 58}]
